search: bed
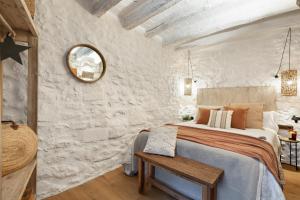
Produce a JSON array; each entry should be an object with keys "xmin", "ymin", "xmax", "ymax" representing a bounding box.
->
[{"xmin": 123, "ymin": 86, "xmax": 285, "ymax": 200}]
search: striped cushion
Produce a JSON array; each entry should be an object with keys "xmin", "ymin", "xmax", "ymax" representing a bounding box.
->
[{"xmin": 208, "ymin": 110, "xmax": 233, "ymax": 129}]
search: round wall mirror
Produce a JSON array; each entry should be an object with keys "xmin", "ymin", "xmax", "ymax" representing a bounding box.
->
[{"xmin": 67, "ymin": 44, "xmax": 106, "ymax": 82}]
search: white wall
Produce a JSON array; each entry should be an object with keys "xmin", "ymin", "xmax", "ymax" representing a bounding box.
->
[
  {"xmin": 3, "ymin": 0, "xmax": 178, "ymax": 199},
  {"xmin": 172, "ymin": 26, "xmax": 300, "ymax": 128}
]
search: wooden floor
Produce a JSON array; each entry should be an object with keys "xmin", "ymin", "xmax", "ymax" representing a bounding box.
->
[
  {"xmin": 45, "ymin": 167, "xmax": 172, "ymax": 200},
  {"xmin": 283, "ymin": 164, "xmax": 300, "ymax": 200},
  {"xmin": 46, "ymin": 165, "xmax": 300, "ymax": 200}
]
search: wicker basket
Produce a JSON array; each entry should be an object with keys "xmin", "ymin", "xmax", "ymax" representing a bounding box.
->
[
  {"xmin": 25, "ymin": 0, "xmax": 35, "ymax": 18},
  {"xmin": 2, "ymin": 124, "xmax": 38, "ymax": 176}
]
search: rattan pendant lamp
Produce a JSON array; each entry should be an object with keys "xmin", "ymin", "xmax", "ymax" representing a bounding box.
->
[{"xmin": 274, "ymin": 27, "xmax": 297, "ymax": 96}]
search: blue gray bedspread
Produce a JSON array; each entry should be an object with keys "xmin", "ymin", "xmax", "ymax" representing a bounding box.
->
[{"xmin": 123, "ymin": 131, "xmax": 285, "ymax": 200}]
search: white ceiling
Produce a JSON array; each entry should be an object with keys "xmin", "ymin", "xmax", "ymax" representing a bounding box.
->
[{"xmin": 99, "ymin": 0, "xmax": 300, "ymax": 50}]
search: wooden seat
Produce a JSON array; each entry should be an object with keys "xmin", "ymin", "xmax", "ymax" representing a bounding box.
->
[{"xmin": 135, "ymin": 152, "xmax": 224, "ymax": 200}]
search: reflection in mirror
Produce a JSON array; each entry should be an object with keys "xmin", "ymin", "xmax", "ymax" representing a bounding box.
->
[{"xmin": 67, "ymin": 44, "xmax": 106, "ymax": 82}]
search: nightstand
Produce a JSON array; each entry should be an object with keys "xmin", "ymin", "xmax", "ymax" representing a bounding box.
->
[{"xmin": 279, "ymin": 135, "xmax": 300, "ymax": 170}]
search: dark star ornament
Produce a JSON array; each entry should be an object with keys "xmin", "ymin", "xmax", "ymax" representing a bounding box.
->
[{"xmin": 0, "ymin": 34, "xmax": 30, "ymax": 65}]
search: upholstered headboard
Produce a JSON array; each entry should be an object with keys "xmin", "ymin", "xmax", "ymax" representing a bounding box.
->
[{"xmin": 197, "ymin": 86, "xmax": 277, "ymax": 111}]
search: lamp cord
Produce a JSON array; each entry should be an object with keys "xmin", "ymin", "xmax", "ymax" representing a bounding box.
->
[
  {"xmin": 275, "ymin": 28, "xmax": 291, "ymax": 77},
  {"xmin": 289, "ymin": 27, "xmax": 291, "ymax": 70},
  {"xmin": 187, "ymin": 50, "xmax": 193, "ymax": 79}
]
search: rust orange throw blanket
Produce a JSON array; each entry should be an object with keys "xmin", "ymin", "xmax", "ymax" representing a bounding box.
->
[{"xmin": 173, "ymin": 125, "xmax": 281, "ymax": 184}]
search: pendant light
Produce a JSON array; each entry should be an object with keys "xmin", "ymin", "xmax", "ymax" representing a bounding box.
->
[
  {"xmin": 184, "ymin": 50, "xmax": 193, "ymax": 96},
  {"xmin": 274, "ymin": 28, "xmax": 297, "ymax": 96}
]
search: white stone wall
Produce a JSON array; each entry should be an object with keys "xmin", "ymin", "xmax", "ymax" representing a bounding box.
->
[
  {"xmin": 3, "ymin": 0, "xmax": 178, "ymax": 199},
  {"xmin": 172, "ymin": 27, "xmax": 300, "ymax": 129}
]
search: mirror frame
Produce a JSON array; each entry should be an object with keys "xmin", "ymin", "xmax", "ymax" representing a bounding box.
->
[{"xmin": 67, "ymin": 44, "xmax": 106, "ymax": 83}]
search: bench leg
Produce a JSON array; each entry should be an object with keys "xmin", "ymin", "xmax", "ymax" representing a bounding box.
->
[
  {"xmin": 138, "ymin": 158, "xmax": 145, "ymax": 194},
  {"xmin": 210, "ymin": 187, "xmax": 217, "ymax": 200},
  {"xmin": 145, "ymin": 163, "xmax": 155, "ymax": 193},
  {"xmin": 202, "ymin": 185, "xmax": 217, "ymax": 200}
]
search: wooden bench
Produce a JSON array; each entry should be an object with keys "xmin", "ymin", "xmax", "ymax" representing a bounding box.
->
[{"xmin": 135, "ymin": 152, "xmax": 224, "ymax": 200}]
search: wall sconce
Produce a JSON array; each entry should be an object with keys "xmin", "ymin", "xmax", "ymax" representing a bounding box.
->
[
  {"xmin": 184, "ymin": 50, "xmax": 193, "ymax": 96},
  {"xmin": 281, "ymin": 70, "xmax": 297, "ymax": 96},
  {"xmin": 274, "ymin": 28, "xmax": 298, "ymax": 96},
  {"xmin": 184, "ymin": 78, "xmax": 192, "ymax": 95}
]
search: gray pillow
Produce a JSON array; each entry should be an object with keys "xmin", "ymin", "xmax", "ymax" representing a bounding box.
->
[{"xmin": 143, "ymin": 126, "xmax": 178, "ymax": 157}]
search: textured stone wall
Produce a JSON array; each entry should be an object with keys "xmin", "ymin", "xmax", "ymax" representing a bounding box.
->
[
  {"xmin": 3, "ymin": 0, "xmax": 178, "ymax": 199},
  {"xmin": 172, "ymin": 27, "xmax": 300, "ymax": 129}
]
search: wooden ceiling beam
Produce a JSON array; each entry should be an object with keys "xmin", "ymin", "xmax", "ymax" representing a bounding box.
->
[
  {"xmin": 145, "ymin": 12, "xmax": 197, "ymax": 38},
  {"xmin": 175, "ymin": 26, "xmax": 291, "ymax": 51},
  {"xmin": 92, "ymin": 0, "xmax": 121, "ymax": 17},
  {"xmin": 167, "ymin": 9, "xmax": 300, "ymax": 48},
  {"xmin": 119, "ymin": 0, "xmax": 183, "ymax": 30}
]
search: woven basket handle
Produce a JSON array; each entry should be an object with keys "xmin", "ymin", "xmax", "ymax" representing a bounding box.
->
[{"xmin": 1, "ymin": 120, "xmax": 19, "ymax": 130}]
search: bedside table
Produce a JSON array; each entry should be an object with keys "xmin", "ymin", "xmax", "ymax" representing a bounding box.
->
[{"xmin": 279, "ymin": 135, "xmax": 300, "ymax": 170}]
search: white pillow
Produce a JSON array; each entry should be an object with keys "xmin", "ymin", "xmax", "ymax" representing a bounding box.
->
[
  {"xmin": 143, "ymin": 127, "xmax": 178, "ymax": 157},
  {"xmin": 263, "ymin": 111, "xmax": 279, "ymax": 134},
  {"xmin": 208, "ymin": 110, "xmax": 233, "ymax": 129}
]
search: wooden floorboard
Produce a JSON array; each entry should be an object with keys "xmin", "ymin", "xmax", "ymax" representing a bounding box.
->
[
  {"xmin": 283, "ymin": 164, "xmax": 300, "ymax": 200},
  {"xmin": 45, "ymin": 165, "xmax": 300, "ymax": 200}
]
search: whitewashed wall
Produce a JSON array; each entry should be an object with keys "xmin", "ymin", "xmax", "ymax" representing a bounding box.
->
[
  {"xmin": 172, "ymin": 27, "xmax": 300, "ymax": 129},
  {"xmin": 3, "ymin": 0, "xmax": 178, "ymax": 199}
]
